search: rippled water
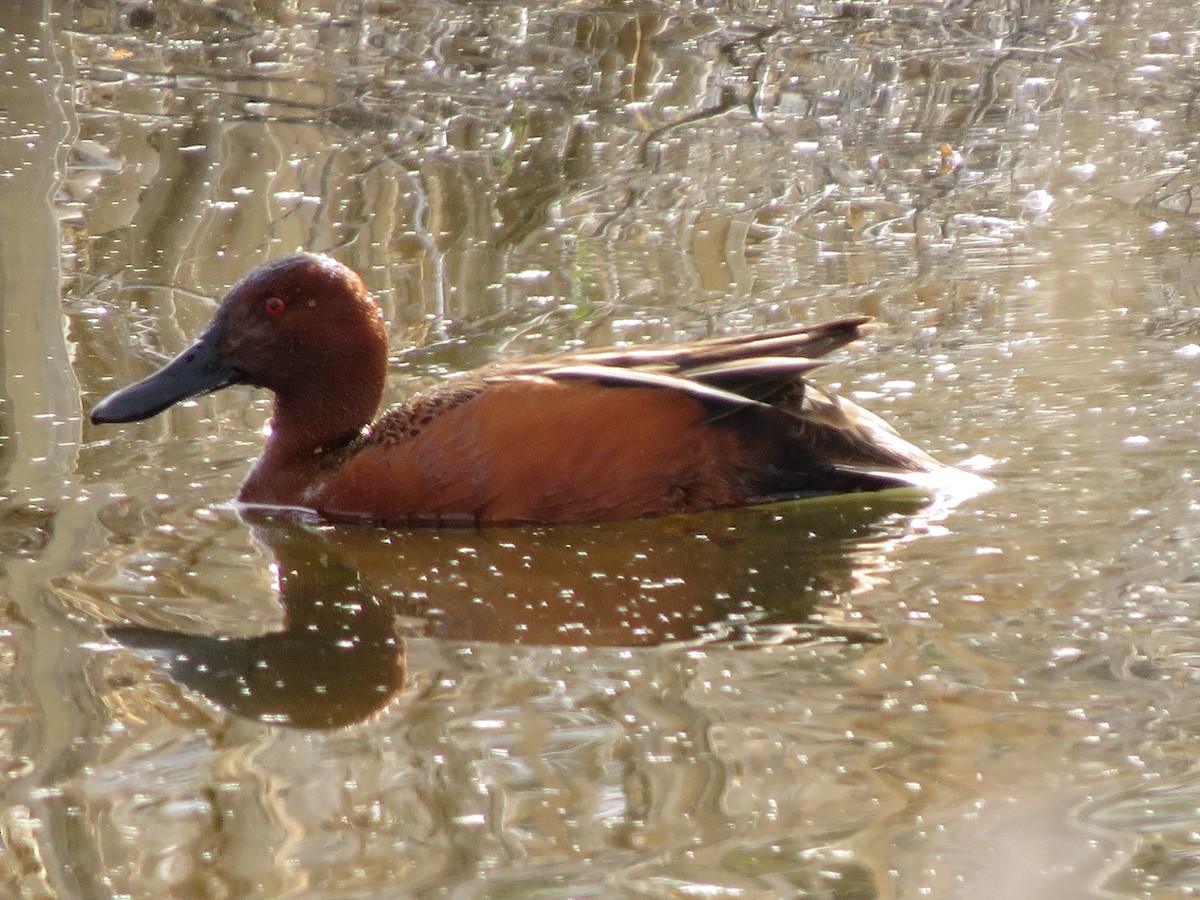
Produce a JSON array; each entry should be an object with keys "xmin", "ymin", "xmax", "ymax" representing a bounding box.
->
[{"xmin": 5, "ymin": 0, "xmax": 1200, "ymax": 896}]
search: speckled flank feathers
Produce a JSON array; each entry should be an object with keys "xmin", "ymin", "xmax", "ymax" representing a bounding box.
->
[{"xmin": 367, "ymin": 383, "xmax": 486, "ymax": 445}]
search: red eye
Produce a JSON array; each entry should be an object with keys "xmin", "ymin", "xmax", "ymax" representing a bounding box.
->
[{"xmin": 263, "ymin": 296, "xmax": 286, "ymax": 315}]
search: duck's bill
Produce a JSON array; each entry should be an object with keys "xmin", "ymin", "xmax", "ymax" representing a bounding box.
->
[{"xmin": 90, "ymin": 325, "xmax": 242, "ymax": 424}]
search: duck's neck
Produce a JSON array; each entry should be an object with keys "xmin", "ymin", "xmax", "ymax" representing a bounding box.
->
[{"xmin": 238, "ymin": 387, "xmax": 379, "ymax": 509}]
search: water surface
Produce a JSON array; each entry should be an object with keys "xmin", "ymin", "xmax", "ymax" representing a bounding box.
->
[{"xmin": 4, "ymin": 1, "xmax": 1200, "ymax": 896}]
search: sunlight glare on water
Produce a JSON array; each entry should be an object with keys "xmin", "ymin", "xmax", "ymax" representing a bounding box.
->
[{"xmin": 2, "ymin": 0, "xmax": 1200, "ymax": 896}]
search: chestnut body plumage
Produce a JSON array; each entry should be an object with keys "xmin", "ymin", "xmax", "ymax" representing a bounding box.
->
[{"xmin": 91, "ymin": 254, "xmax": 960, "ymax": 525}]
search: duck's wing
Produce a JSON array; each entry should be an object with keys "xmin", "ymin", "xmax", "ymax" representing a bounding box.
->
[
  {"xmin": 494, "ymin": 317, "xmax": 876, "ymax": 410},
  {"xmin": 555, "ymin": 317, "xmax": 874, "ymax": 371},
  {"xmin": 780, "ymin": 383, "xmax": 943, "ymax": 479},
  {"xmin": 505, "ymin": 316, "xmax": 941, "ymax": 481}
]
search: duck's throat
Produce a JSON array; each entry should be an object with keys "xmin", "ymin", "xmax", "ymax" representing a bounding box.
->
[{"xmin": 237, "ymin": 395, "xmax": 370, "ymax": 509}]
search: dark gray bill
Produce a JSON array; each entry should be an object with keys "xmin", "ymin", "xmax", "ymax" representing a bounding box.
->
[{"xmin": 90, "ymin": 323, "xmax": 242, "ymax": 424}]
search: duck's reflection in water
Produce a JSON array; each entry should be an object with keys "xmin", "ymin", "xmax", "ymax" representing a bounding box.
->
[{"xmin": 110, "ymin": 491, "xmax": 937, "ymax": 728}]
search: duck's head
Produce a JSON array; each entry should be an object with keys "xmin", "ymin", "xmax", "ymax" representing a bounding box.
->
[{"xmin": 91, "ymin": 253, "xmax": 390, "ymax": 428}]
